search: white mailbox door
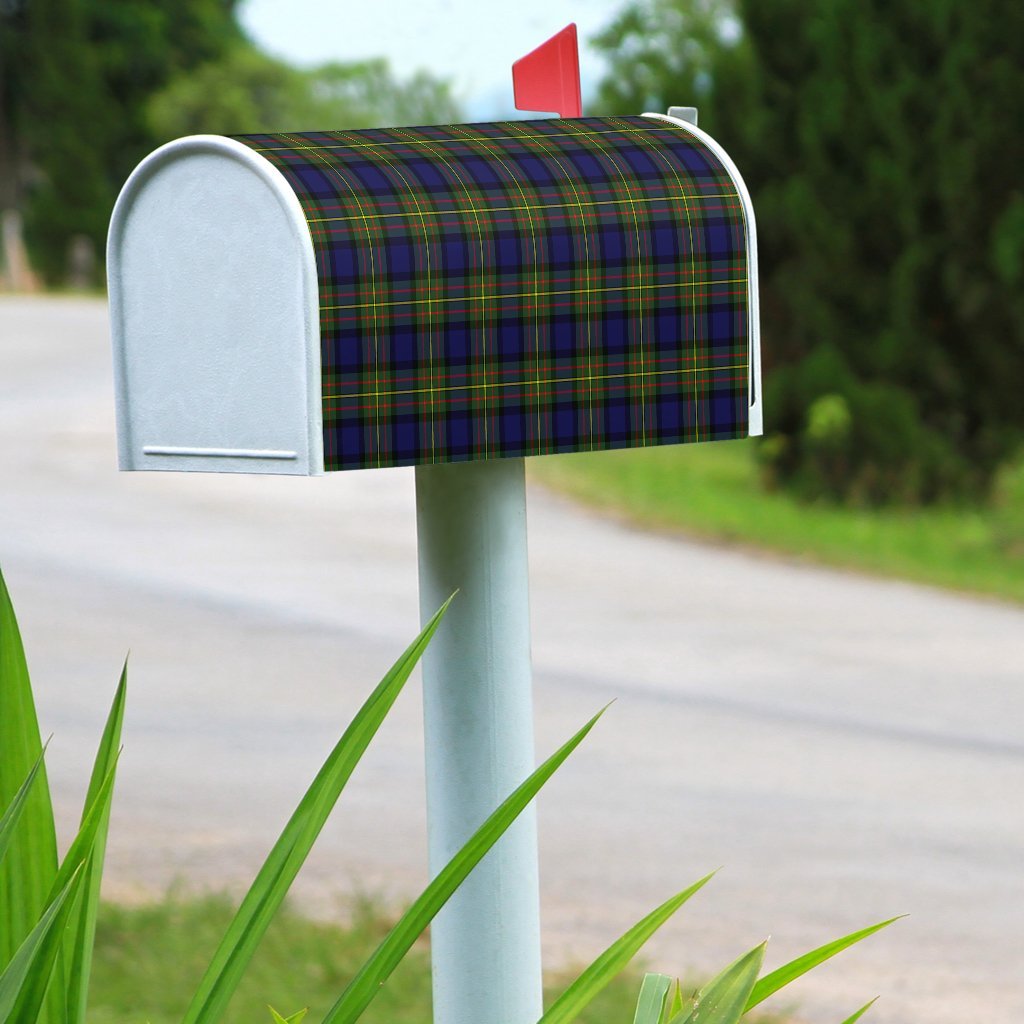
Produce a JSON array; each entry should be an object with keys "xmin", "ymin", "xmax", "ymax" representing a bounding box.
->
[{"xmin": 108, "ymin": 136, "xmax": 323, "ymax": 475}]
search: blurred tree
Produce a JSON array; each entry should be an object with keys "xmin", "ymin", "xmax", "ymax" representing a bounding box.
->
[
  {"xmin": 594, "ymin": 0, "xmax": 1024, "ymax": 504},
  {"xmin": 0, "ymin": 0, "xmax": 28, "ymax": 214},
  {"xmin": 145, "ymin": 45, "xmax": 311, "ymax": 140},
  {"xmin": 299, "ymin": 60, "xmax": 464, "ymax": 131},
  {"xmin": 592, "ymin": 0, "xmax": 740, "ymax": 116},
  {"xmin": 1, "ymin": 0, "xmax": 242, "ymax": 284},
  {"xmin": 147, "ymin": 46, "xmax": 464, "ymax": 140},
  {"xmin": 1, "ymin": 0, "xmax": 463, "ymax": 287}
]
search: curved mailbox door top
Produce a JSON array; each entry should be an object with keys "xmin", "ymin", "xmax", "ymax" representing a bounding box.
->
[{"xmin": 108, "ymin": 136, "xmax": 323, "ymax": 475}]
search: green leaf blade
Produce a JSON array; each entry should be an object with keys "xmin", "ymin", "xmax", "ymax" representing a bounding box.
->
[
  {"xmin": 269, "ymin": 1008, "xmax": 308, "ymax": 1024},
  {"xmin": 0, "ymin": 868, "xmax": 85, "ymax": 1024},
  {"xmin": 540, "ymin": 873, "xmax": 715, "ymax": 1024},
  {"xmin": 840, "ymin": 997, "xmax": 878, "ymax": 1024},
  {"xmin": 182, "ymin": 597, "xmax": 453, "ymax": 1024},
  {"xmin": 0, "ymin": 751, "xmax": 46, "ymax": 870},
  {"xmin": 11, "ymin": 762, "xmax": 118, "ymax": 1024},
  {"xmin": 0, "ymin": 567, "xmax": 60, "ymax": 1024},
  {"xmin": 633, "ymin": 973, "xmax": 672, "ymax": 1024},
  {"xmin": 321, "ymin": 708, "xmax": 606, "ymax": 1024},
  {"xmin": 66, "ymin": 663, "xmax": 127, "ymax": 1024},
  {"xmin": 671, "ymin": 943, "xmax": 765, "ymax": 1024},
  {"xmin": 745, "ymin": 918, "xmax": 902, "ymax": 1012},
  {"xmin": 666, "ymin": 980, "xmax": 684, "ymax": 1020}
]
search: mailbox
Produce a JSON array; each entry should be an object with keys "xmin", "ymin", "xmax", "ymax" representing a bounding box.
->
[
  {"xmin": 108, "ymin": 112, "xmax": 760, "ymax": 475},
  {"xmin": 106, "ymin": 61, "xmax": 766, "ymax": 1024}
]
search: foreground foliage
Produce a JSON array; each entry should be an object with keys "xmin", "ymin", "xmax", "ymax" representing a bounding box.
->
[
  {"xmin": 86, "ymin": 895, "xmax": 879, "ymax": 1024},
  {"xmin": 0, "ymin": 565, "xmax": 895, "ymax": 1023},
  {"xmin": 0, "ymin": 569, "xmax": 594, "ymax": 1023}
]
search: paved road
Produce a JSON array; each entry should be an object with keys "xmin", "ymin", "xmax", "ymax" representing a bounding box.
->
[{"xmin": 1, "ymin": 296, "xmax": 1022, "ymax": 1023}]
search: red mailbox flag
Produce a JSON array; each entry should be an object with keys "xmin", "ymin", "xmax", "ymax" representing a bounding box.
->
[{"xmin": 512, "ymin": 24, "xmax": 583, "ymax": 118}]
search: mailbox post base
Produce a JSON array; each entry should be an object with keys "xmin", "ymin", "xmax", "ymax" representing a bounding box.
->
[{"xmin": 415, "ymin": 457, "xmax": 542, "ymax": 1024}]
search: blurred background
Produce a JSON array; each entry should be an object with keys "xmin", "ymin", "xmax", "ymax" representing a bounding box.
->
[
  {"xmin": 3, "ymin": 0, "xmax": 1024, "ymax": 554},
  {"xmin": 1, "ymin": 2, "xmax": 1023, "ymax": 1023}
]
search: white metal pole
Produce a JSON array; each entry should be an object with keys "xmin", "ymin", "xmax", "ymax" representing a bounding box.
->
[{"xmin": 415, "ymin": 456, "xmax": 542, "ymax": 1024}]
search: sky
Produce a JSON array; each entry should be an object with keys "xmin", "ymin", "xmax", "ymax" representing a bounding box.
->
[{"xmin": 238, "ymin": 0, "xmax": 627, "ymax": 119}]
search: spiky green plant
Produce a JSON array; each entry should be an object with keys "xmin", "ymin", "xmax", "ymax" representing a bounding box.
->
[
  {"xmin": 542, "ymin": 912, "xmax": 899, "ymax": 1024},
  {"xmin": 0, "ymin": 568, "xmax": 597, "ymax": 1024},
  {"xmin": 1, "ymin": 564, "xmax": 899, "ymax": 1024}
]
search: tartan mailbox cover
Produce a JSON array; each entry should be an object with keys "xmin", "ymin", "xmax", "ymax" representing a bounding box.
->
[{"xmin": 108, "ymin": 113, "xmax": 760, "ymax": 475}]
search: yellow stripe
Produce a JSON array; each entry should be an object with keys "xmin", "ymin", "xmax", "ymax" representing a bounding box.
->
[
  {"xmin": 450, "ymin": 123, "xmax": 545, "ymax": 456},
  {"xmin": 305, "ymin": 192, "xmax": 738, "ymax": 225},
  {"xmin": 332, "ymin": 363, "xmax": 749, "ymax": 401},
  {"xmin": 565, "ymin": 119, "xmax": 649, "ymax": 444},
  {"xmin": 401, "ymin": 125, "xmax": 494, "ymax": 455},
  {"xmin": 277, "ymin": 133, "xmax": 384, "ymax": 459},
  {"xmin": 349, "ymin": 142, "xmax": 439, "ymax": 460},
  {"xmin": 499, "ymin": 120, "xmax": 597, "ymax": 449},
  {"xmin": 323, "ymin": 278, "xmax": 748, "ymax": 312},
  {"xmin": 249, "ymin": 124, "xmax": 687, "ymax": 155},
  {"xmin": 621, "ymin": 115, "xmax": 705, "ymax": 442}
]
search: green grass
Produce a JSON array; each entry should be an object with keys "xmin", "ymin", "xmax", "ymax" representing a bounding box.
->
[
  {"xmin": 88, "ymin": 895, "xmax": 431, "ymax": 1024},
  {"xmin": 530, "ymin": 439, "xmax": 1024, "ymax": 604},
  {"xmin": 84, "ymin": 895, "xmax": 798, "ymax": 1024},
  {"xmin": 85, "ymin": 895, "xmax": 647, "ymax": 1024}
]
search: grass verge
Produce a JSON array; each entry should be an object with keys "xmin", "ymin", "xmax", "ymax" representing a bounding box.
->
[
  {"xmin": 530, "ymin": 439, "xmax": 1024, "ymax": 604},
  {"xmin": 87, "ymin": 894, "xmax": 646, "ymax": 1024}
]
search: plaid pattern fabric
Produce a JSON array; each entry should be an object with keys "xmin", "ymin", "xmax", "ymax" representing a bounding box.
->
[{"xmin": 235, "ymin": 116, "xmax": 751, "ymax": 471}]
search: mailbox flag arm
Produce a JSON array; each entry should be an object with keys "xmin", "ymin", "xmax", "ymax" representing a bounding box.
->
[{"xmin": 512, "ymin": 24, "xmax": 583, "ymax": 117}]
